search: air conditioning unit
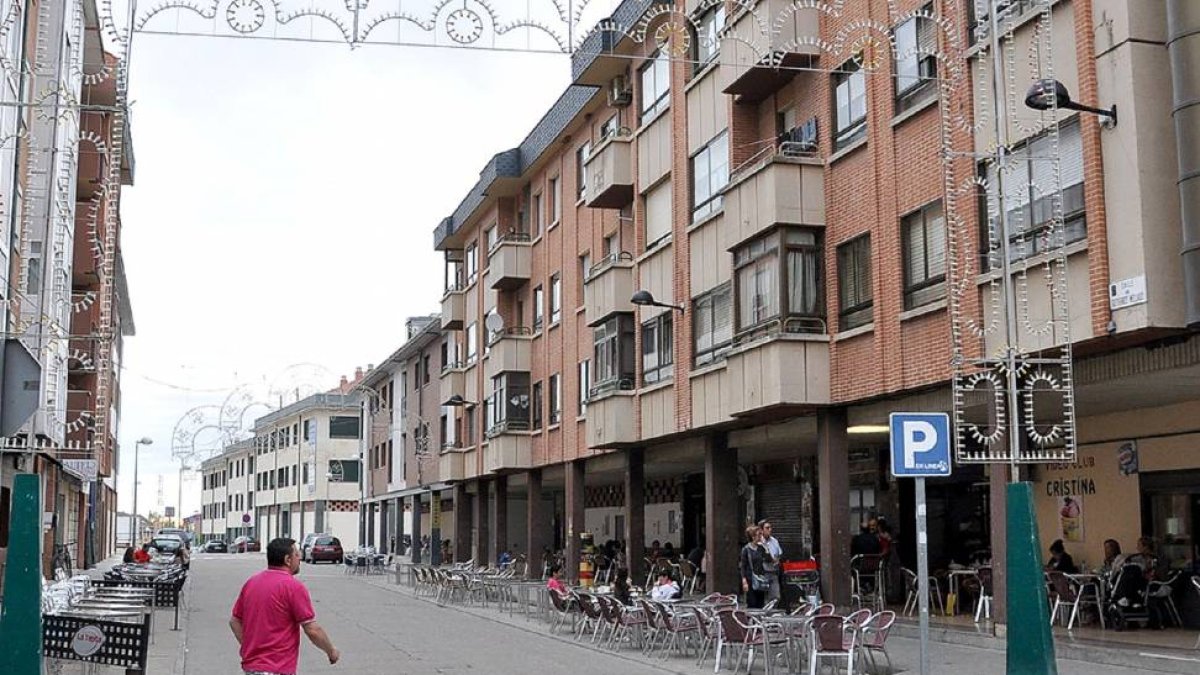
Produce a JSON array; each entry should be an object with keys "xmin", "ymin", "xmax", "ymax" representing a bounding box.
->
[{"xmin": 608, "ymin": 75, "xmax": 632, "ymax": 107}]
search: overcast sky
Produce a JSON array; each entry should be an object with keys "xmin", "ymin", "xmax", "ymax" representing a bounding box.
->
[{"xmin": 113, "ymin": 12, "xmax": 607, "ymax": 518}]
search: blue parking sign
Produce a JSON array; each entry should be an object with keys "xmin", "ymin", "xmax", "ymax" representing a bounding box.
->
[{"xmin": 889, "ymin": 413, "xmax": 952, "ymax": 478}]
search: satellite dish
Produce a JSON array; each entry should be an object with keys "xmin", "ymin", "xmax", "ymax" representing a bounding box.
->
[{"xmin": 485, "ymin": 311, "xmax": 504, "ymax": 334}]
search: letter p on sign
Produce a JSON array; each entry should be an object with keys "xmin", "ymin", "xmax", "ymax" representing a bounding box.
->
[{"xmin": 889, "ymin": 413, "xmax": 952, "ymax": 478}]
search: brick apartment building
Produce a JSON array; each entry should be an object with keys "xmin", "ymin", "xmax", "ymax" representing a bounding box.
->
[{"xmin": 360, "ymin": 0, "xmax": 1200, "ymax": 622}]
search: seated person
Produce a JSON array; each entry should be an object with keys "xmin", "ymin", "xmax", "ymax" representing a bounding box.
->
[
  {"xmin": 612, "ymin": 568, "xmax": 633, "ymax": 605},
  {"xmin": 1046, "ymin": 539, "xmax": 1079, "ymax": 574},
  {"xmin": 851, "ymin": 524, "xmax": 881, "ymax": 556},
  {"xmin": 1127, "ymin": 537, "xmax": 1163, "ymax": 580},
  {"xmin": 546, "ymin": 564, "xmax": 567, "ymax": 594},
  {"xmin": 649, "ymin": 573, "xmax": 680, "ymax": 601},
  {"xmin": 122, "ymin": 546, "xmax": 135, "ymax": 564},
  {"xmin": 1101, "ymin": 539, "xmax": 1126, "ymax": 577},
  {"xmin": 133, "ymin": 544, "xmax": 151, "ymax": 564}
]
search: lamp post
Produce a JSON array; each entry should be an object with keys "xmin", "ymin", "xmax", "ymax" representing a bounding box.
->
[
  {"xmin": 132, "ymin": 437, "xmax": 152, "ymax": 544},
  {"xmin": 629, "ymin": 289, "xmax": 685, "ymax": 313},
  {"xmin": 177, "ymin": 461, "xmax": 190, "ymax": 528}
]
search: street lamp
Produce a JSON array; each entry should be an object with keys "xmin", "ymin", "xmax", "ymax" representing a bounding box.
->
[
  {"xmin": 630, "ymin": 289, "xmax": 685, "ymax": 313},
  {"xmin": 132, "ymin": 437, "xmax": 152, "ymax": 544},
  {"xmin": 441, "ymin": 394, "xmax": 476, "ymax": 407},
  {"xmin": 177, "ymin": 461, "xmax": 191, "ymax": 528},
  {"xmin": 1024, "ymin": 78, "xmax": 1117, "ymax": 127}
]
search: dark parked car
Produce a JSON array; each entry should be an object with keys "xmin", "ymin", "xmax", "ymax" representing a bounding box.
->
[
  {"xmin": 148, "ymin": 535, "xmax": 185, "ymax": 555},
  {"xmin": 203, "ymin": 539, "xmax": 228, "ymax": 553},
  {"xmin": 308, "ymin": 536, "xmax": 343, "ymax": 564},
  {"xmin": 232, "ymin": 536, "xmax": 261, "ymax": 553}
]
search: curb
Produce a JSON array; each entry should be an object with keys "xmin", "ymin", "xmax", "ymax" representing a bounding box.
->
[{"xmin": 891, "ymin": 621, "xmax": 1200, "ymax": 674}]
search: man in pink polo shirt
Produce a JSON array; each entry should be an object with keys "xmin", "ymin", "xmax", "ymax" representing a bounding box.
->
[{"xmin": 230, "ymin": 537, "xmax": 340, "ymax": 674}]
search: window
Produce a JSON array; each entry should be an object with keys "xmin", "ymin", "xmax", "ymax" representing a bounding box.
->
[
  {"xmin": 465, "ymin": 243, "xmax": 478, "ymax": 284},
  {"xmin": 485, "ymin": 225, "xmax": 498, "ymax": 251},
  {"xmin": 549, "ymin": 176, "xmax": 561, "ymax": 225},
  {"xmin": 487, "ymin": 372, "xmax": 531, "ymax": 433},
  {"xmin": 465, "ymin": 323, "xmax": 478, "ymax": 363},
  {"xmin": 980, "ymin": 119, "xmax": 1086, "ymax": 268},
  {"xmin": 465, "ymin": 406, "xmax": 476, "ymax": 445},
  {"xmin": 519, "ymin": 184, "xmax": 531, "ymax": 232},
  {"xmin": 533, "ymin": 286, "xmax": 544, "ymax": 331},
  {"xmin": 328, "ymin": 459, "xmax": 360, "ymax": 483},
  {"xmin": 576, "ymin": 141, "xmax": 592, "ymax": 200},
  {"xmin": 644, "ymin": 181, "xmax": 672, "ymax": 249},
  {"xmin": 550, "ymin": 274, "xmax": 562, "ymax": 324},
  {"xmin": 734, "ymin": 228, "xmax": 823, "ymax": 335},
  {"xmin": 593, "ymin": 314, "xmax": 636, "ymax": 395},
  {"xmin": 600, "ymin": 115, "xmax": 619, "ymax": 142},
  {"xmin": 422, "ymin": 355, "xmax": 431, "ymax": 385},
  {"xmin": 894, "ymin": 8, "xmax": 937, "ymax": 112},
  {"xmin": 579, "ymin": 253, "xmax": 591, "ymax": 297},
  {"xmin": 834, "ymin": 59, "xmax": 867, "ymax": 149},
  {"xmin": 641, "ymin": 313, "xmax": 674, "ymax": 385},
  {"xmin": 329, "ymin": 415, "xmax": 361, "ymax": 439},
  {"xmin": 693, "ymin": 283, "xmax": 733, "ymax": 366},
  {"xmin": 603, "ymin": 232, "xmax": 618, "ymax": 257},
  {"xmin": 695, "ymin": 5, "xmax": 726, "ymax": 68},
  {"xmin": 532, "ymin": 193, "xmax": 543, "ymax": 236},
  {"xmin": 549, "ymin": 373, "xmax": 561, "ymax": 425},
  {"xmin": 577, "ymin": 360, "xmax": 590, "ymax": 415},
  {"xmin": 26, "ymin": 241, "xmax": 41, "ymax": 295},
  {"xmin": 532, "ymin": 381, "xmax": 543, "ymax": 430},
  {"xmin": 837, "ymin": 235, "xmax": 874, "ymax": 330},
  {"xmin": 640, "ymin": 51, "xmax": 670, "ymax": 121},
  {"xmin": 902, "ymin": 201, "xmax": 947, "ymax": 309},
  {"xmin": 691, "ymin": 131, "xmax": 729, "ymax": 221}
]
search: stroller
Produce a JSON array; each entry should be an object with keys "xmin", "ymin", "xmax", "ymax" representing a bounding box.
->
[{"xmin": 1105, "ymin": 563, "xmax": 1155, "ymax": 631}]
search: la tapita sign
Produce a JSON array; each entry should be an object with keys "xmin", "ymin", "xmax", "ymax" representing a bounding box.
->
[{"xmin": 71, "ymin": 625, "xmax": 105, "ymax": 656}]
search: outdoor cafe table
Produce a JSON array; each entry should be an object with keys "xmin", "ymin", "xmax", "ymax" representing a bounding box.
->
[
  {"xmin": 1062, "ymin": 571, "xmax": 1108, "ymax": 628},
  {"xmin": 946, "ymin": 569, "xmax": 981, "ymax": 614},
  {"xmin": 498, "ymin": 580, "xmax": 547, "ymax": 619}
]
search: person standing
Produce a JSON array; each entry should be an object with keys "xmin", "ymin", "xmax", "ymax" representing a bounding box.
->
[
  {"xmin": 230, "ymin": 537, "xmax": 340, "ymax": 674},
  {"xmin": 739, "ymin": 525, "xmax": 769, "ymax": 609},
  {"xmin": 758, "ymin": 520, "xmax": 782, "ymax": 604}
]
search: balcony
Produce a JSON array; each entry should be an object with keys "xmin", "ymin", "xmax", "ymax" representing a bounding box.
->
[
  {"xmin": 584, "ymin": 133, "xmax": 634, "ymax": 209},
  {"xmin": 724, "ymin": 152, "xmax": 824, "ymax": 246},
  {"xmin": 439, "ymin": 448, "xmax": 470, "ymax": 482},
  {"xmin": 484, "ymin": 329, "xmax": 533, "ymax": 378},
  {"xmin": 726, "ymin": 323, "xmax": 831, "ymax": 416},
  {"xmin": 441, "ymin": 286, "xmax": 466, "ymax": 330},
  {"xmin": 721, "ymin": 0, "xmax": 821, "ymax": 102},
  {"xmin": 440, "ymin": 364, "xmax": 468, "ymax": 405},
  {"xmin": 585, "ymin": 391, "xmax": 636, "ymax": 448},
  {"xmin": 486, "ymin": 233, "xmax": 532, "ymax": 290},
  {"xmin": 483, "ymin": 433, "xmax": 533, "ymax": 473},
  {"xmin": 584, "ymin": 254, "xmax": 635, "ymax": 326}
]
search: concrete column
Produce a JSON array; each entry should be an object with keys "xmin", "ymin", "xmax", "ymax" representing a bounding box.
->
[
  {"xmin": 705, "ymin": 433, "xmax": 740, "ymax": 594},
  {"xmin": 473, "ymin": 479, "xmax": 489, "ymax": 565},
  {"xmin": 491, "ymin": 475, "xmax": 508, "ymax": 565},
  {"xmin": 409, "ymin": 495, "xmax": 423, "ymax": 564},
  {"xmin": 565, "ymin": 460, "xmax": 586, "ymax": 583},
  {"xmin": 453, "ymin": 483, "xmax": 472, "ymax": 564},
  {"xmin": 817, "ymin": 408, "xmax": 851, "ymax": 606},
  {"xmin": 393, "ymin": 498, "xmax": 406, "ymax": 557},
  {"xmin": 526, "ymin": 469, "xmax": 546, "ymax": 578},
  {"xmin": 379, "ymin": 502, "xmax": 389, "ymax": 553},
  {"xmin": 624, "ymin": 448, "xmax": 645, "ymax": 584},
  {"xmin": 989, "ymin": 464, "xmax": 1011, "ymax": 624}
]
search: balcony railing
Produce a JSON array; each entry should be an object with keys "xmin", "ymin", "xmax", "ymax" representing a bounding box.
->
[
  {"xmin": 584, "ymin": 252, "xmax": 635, "ymax": 326},
  {"xmin": 584, "ymin": 131, "xmax": 634, "ymax": 209},
  {"xmin": 727, "ymin": 327, "xmax": 831, "ymax": 415},
  {"xmin": 486, "ymin": 234, "xmax": 533, "ymax": 290},
  {"xmin": 441, "ymin": 288, "xmax": 466, "ymax": 330},
  {"xmin": 721, "ymin": 0, "xmax": 821, "ymax": 102},
  {"xmin": 724, "ymin": 149, "xmax": 825, "ymax": 246}
]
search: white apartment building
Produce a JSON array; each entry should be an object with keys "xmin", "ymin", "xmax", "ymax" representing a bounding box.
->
[{"xmin": 200, "ymin": 393, "xmax": 364, "ymax": 548}]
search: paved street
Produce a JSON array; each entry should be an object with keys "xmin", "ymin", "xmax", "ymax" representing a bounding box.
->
[{"xmin": 161, "ymin": 553, "xmax": 1164, "ymax": 675}]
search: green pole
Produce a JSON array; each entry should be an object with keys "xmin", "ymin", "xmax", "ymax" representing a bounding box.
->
[
  {"xmin": 1006, "ymin": 482, "xmax": 1057, "ymax": 675},
  {"xmin": 0, "ymin": 472, "xmax": 44, "ymax": 674}
]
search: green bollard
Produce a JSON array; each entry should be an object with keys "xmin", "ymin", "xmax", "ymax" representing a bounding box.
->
[
  {"xmin": 1007, "ymin": 482, "xmax": 1058, "ymax": 675},
  {"xmin": 0, "ymin": 473, "xmax": 44, "ymax": 674}
]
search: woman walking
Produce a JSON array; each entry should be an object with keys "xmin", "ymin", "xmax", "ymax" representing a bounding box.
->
[{"xmin": 739, "ymin": 524, "xmax": 770, "ymax": 609}]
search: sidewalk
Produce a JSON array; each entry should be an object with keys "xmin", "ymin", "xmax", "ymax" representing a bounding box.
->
[
  {"xmin": 49, "ymin": 555, "xmax": 191, "ymax": 674},
  {"xmin": 352, "ymin": 571, "xmax": 1188, "ymax": 675}
]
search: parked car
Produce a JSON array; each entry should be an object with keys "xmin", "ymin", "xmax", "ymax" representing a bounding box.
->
[
  {"xmin": 232, "ymin": 536, "xmax": 261, "ymax": 553},
  {"xmin": 308, "ymin": 535, "xmax": 343, "ymax": 564},
  {"xmin": 203, "ymin": 539, "xmax": 228, "ymax": 553},
  {"xmin": 148, "ymin": 534, "xmax": 185, "ymax": 555},
  {"xmin": 301, "ymin": 532, "xmax": 323, "ymax": 562},
  {"xmin": 156, "ymin": 527, "xmax": 193, "ymax": 548}
]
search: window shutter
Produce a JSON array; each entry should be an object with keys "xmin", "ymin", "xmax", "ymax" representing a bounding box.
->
[
  {"xmin": 1058, "ymin": 122, "xmax": 1084, "ymax": 189},
  {"xmin": 904, "ymin": 215, "xmax": 926, "ymax": 284},
  {"xmin": 714, "ymin": 286, "xmax": 733, "ymax": 346},
  {"xmin": 695, "ymin": 295, "xmax": 713, "ymax": 353},
  {"xmin": 927, "ymin": 205, "xmax": 947, "ymax": 278},
  {"xmin": 645, "ymin": 182, "xmax": 673, "ymax": 244}
]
